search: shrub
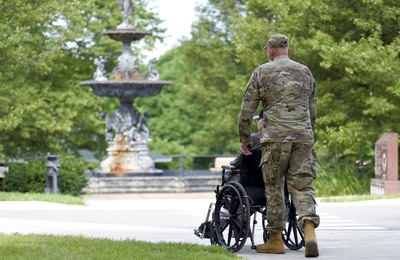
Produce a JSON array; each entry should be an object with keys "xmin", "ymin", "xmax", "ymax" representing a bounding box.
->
[
  {"xmin": 1, "ymin": 159, "xmax": 46, "ymax": 193},
  {"xmin": 314, "ymin": 156, "xmax": 374, "ymax": 197},
  {"xmin": 1, "ymin": 156, "xmax": 92, "ymax": 196},
  {"xmin": 58, "ymin": 155, "xmax": 91, "ymax": 196}
]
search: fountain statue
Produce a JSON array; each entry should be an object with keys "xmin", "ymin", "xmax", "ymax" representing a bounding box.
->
[{"xmin": 81, "ymin": 0, "xmax": 173, "ymax": 176}]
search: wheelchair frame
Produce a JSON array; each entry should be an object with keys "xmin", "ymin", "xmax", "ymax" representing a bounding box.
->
[{"xmin": 194, "ymin": 164, "xmax": 304, "ymax": 253}]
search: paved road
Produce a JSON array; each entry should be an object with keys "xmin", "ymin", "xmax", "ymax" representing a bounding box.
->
[{"xmin": 0, "ymin": 192, "xmax": 399, "ymax": 259}]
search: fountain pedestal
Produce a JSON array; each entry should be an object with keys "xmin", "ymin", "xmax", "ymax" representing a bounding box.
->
[{"xmin": 100, "ymin": 138, "xmax": 162, "ymax": 176}]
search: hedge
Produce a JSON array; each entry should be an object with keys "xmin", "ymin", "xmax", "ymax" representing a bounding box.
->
[{"xmin": 0, "ymin": 155, "xmax": 94, "ymax": 196}]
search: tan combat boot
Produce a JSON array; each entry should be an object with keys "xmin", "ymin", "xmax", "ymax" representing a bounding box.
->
[
  {"xmin": 255, "ymin": 232, "xmax": 284, "ymax": 254},
  {"xmin": 304, "ymin": 220, "xmax": 319, "ymax": 257}
]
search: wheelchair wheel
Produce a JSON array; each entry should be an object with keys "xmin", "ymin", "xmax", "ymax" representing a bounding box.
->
[
  {"xmin": 209, "ymin": 224, "xmax": 219, "ymax": 245},
  {"xmin": 213, "ymin": 182, "xmax": 251, "ymax": 252},
  {"xmin": 282, "ymin": 199, "xmax": 304, "ymax": 250}
]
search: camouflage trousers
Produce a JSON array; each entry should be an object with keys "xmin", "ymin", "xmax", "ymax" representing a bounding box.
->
[{"xmin": 261, "ymin": 142, "xmax": 320, "ymax": 232}]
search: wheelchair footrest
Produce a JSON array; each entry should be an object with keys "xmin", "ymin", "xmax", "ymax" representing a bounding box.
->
[{"xmin": 194, "ymin": 221, "xmax": 214, "ymax": 239}]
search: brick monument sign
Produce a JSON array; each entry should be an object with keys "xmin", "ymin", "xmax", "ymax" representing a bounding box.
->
[{"xmin": 370, "ymin": 132, "xmax": 400, "ymax": 195}]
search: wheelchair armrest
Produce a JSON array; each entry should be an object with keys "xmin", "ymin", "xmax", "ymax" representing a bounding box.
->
[
  {"xmin": 221, "ymin": 164, "xmax": 240, "ymax": 185},
  {"xmin": 221, "ymin": 164, "xmax": 237, "ymax": 171}
]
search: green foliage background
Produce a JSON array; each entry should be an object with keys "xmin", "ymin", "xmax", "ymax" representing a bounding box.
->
[
  {"xmin": 0, "ymin": 0, "xmax": 399, "ymax": 195},
  {"xmin": 140, "ymin": 0, "xmax": 400, "ymax": 162},
  {"xmin": 314, "ymin": 156, "xmax": 373, "ymax": 196},
  {"xmin": 146, "ymin": 0, "xmax": 400, "ymax": 165},
  {"xmin": 0, "ymin": 0, "xmax": 164, "ymax": 158}
]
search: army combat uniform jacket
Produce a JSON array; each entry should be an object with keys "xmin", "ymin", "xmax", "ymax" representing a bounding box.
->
[{"xmin": 238, "ymin": 56, "xmax": 317, "ymax": 145}]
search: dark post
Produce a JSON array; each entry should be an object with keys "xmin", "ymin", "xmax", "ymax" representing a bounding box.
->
[
  {"xmin": 179, "ymin": 153, "xmax": 184, "ymax": 176},
  {"xmin": 45, "ymin": 154, "xmax": 60, "ymax": 194}
]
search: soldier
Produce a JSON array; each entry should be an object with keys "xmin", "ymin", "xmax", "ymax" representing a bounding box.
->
[{"xmin": 238, "ymin": 34, "xmax": 320, "ymax": 257}]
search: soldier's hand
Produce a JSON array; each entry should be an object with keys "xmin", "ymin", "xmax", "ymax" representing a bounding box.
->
[{"xmin": 240, "ymin": 141, "xmax": 252, "ymax": 156}]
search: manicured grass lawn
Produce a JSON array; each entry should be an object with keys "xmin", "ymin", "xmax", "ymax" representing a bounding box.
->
[
  {"xmin": 0, "ymin": 192, "xmax": 84, "ymax": 205},
  {"xmin": 0, "ymin": 234, "xmax": 238, "ymax": 260},
  {"xmin": 0, "ymin": 192, "xmax": 238, "ymax": 259}
]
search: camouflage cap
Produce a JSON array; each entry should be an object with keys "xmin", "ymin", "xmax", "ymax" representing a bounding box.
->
[{"xmin": 263, "ymin": 34, "xmax": 289, "ymax": 49}]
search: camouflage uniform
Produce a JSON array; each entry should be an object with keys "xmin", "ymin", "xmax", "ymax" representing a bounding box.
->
[{"xmin": 238, "ymin": 34, "xmax": 320, "ymax": 232}]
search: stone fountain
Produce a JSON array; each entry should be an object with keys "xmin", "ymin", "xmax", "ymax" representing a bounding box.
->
[
  {"xmin": 79, "ymin": 0, "xmax": 220, "ymax": 193},
  {"xmin": 81, "ymin": 0, "xmax": 173, "ymax": 177}
]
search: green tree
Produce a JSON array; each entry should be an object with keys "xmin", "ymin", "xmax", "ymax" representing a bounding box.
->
[
  {"xmin": 148, "ymin": 0, "xmax": 399, "ymax": 162},
  {"xmin": 141, "ymin": 0, "xmax": 250, "ymax": 157},
  {"xmin": 2, "ymin": 0, "xmax": 399, "ymax": 169},
  {"xmin": 231, "ymin": 0, "xmax": 400, "ymax": 159},
  {"xmin": 0, "ymin": 0, "xmax": 165, "ymax": 158}
]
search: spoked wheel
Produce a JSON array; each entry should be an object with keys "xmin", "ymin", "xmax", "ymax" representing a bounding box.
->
[
  {"xmin": 213, "ymin": 182, "xmax": 251, "ymax": 252},
  {"xmin": 282, "ymin": 198, "xmax": 304, "ymax": 250},
  {"xmin": 209, "ymin": 225, "xmax": 219, "ymax": 245}
]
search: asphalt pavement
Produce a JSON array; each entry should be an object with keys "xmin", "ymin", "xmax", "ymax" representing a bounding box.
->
[{"xmin": 1, "ymin": 192, "xmax": 400, "ymax": 259}]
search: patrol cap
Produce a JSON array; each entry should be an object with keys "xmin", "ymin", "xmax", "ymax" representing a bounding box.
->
[{"xmin": 263, "ymin": 34, "xmax": 289, "ymax": 49}]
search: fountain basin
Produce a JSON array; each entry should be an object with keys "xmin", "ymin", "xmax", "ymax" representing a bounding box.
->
[
  {"xmin": 103, "ymin": 29, "xmax": 151, "ymax": 42},
  {"xmin": 80, "ymin": 80, "xmax": 174, "ymax": 100}
]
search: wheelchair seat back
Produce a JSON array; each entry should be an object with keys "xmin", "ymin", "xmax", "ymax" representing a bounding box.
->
[{"xmin": 239, "ymin": 147, "xmax": 266, "ymax": 206}]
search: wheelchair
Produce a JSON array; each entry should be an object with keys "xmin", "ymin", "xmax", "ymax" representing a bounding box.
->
[{"xmin": 194, "ymin": 146, "xmax": 304, "ymax": 253}]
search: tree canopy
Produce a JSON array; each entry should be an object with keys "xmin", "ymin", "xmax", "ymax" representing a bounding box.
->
[
  {"xmin": 0, "ymin": 0, "xmax": 164, "ymax": 157},
  {"xmin": 231, "ymin": 0, "xmax": 400, "ymax": 159},
  {"xmin": 146, "ymin": 0, "xmax": 400, "ymax": 161},
  {"xmin": 1, "ymin": 0, "xmax": 399, "ymax": 165}
]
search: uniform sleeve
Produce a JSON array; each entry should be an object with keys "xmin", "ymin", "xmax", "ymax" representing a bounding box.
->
[
  {"xmin": 238, "ymin": 69, "xmax": 261, "ymax": 143},
  {"xmin": 309, "ymin": 73, "xmax": 317, "ymax": 128}
]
